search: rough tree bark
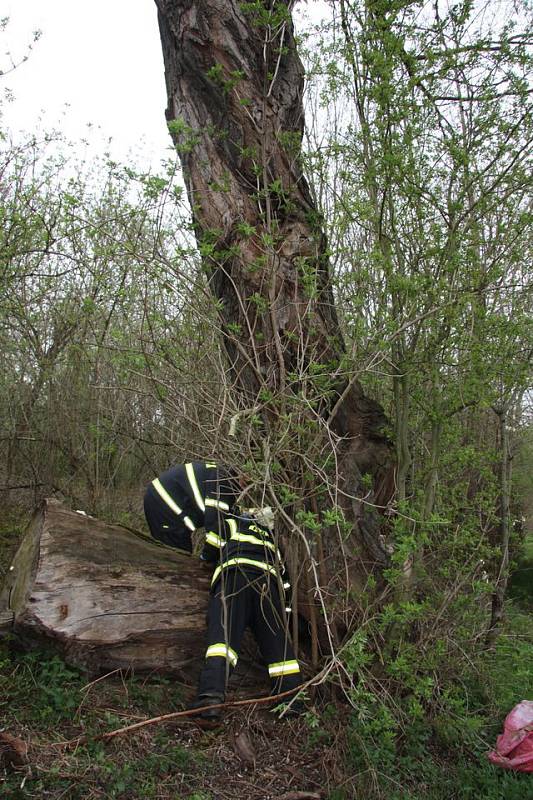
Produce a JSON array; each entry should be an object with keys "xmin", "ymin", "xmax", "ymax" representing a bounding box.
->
[
  {"xmin": 0, "ymin": 499, "xmax": 262, "ymax": 686},
  {"xmin": 154, "ymin": 0, "xmax": 396, "ymax": 633}
]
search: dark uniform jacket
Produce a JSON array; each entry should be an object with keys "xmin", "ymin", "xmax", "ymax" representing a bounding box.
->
[
  {"xmin": 146, "ymin": 461, "xmax": 239, "ymax": 553},
  {"xmin": 202, "ymin": 513, "xmax": 292, "ymax": 610}
]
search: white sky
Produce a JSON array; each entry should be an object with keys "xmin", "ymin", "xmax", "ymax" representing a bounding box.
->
[
  {"xmin": 1, "ymin": 0, "xmax": 329, "ymax": 171},
  {"xmin": 2, "ymin": 0, "xmax": 172, "ymax": 169}
]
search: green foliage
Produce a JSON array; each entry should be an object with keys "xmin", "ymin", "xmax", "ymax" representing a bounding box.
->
[
  {"xmin": 295, "ymin": 509, "xmax": 322, "ymax": 533},
  {"xmin": 248, "ymin": 292, "xmax": 269, "ymax": 314},
  {"xmin": 507, "ymin": 544, "xmax": 533, "ymax": 609},
  {"xmin": 167, "ymin": 117, "xmax": 201, "ymax": 153},
  {"xmin": 234, "ymin": 220, "xmax": 256, "ymax": 238},
  {"xmin": 239, "ymin": 1, "xmax": 291, "ymax": 30},
  {"xmin": 0, "ymin": 649, "xmax": 84, "ymax": 725},
  {"xmin": 206, "ymin": 62, "xmax": 244, "ymax": 95},
  {"xmin": 333, "ymin": 602, "xmax": 533, "ymax": 799},
  {"xmin": 1, "ymin": 3, "xmax": 532, "ymax": 797},
  {"xmin": 0, "ymin": 644, "xmax": 209, "ymax": 798}
]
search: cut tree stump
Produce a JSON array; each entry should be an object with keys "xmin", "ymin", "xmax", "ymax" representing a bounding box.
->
[{"xmin": 0, "ymin": 498, "xmax": 263, "ymax": 686}]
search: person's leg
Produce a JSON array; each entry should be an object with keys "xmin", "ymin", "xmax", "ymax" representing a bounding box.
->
[
  {"xmin": 251, "ymin": 575, "xmax": 301, "ymax": 697},
  {"xmin": 194, "ymin": 569, "xmax": 250, "ymax": 714}
]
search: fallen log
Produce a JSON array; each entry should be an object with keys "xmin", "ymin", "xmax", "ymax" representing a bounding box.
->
[{"xmin": 0, "ymin": 498, "xmax": 261, "ymax": 684}]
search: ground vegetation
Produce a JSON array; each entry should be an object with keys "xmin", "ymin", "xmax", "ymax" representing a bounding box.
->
[{"xmin": 0, "ymin": 2, "xmax": 532, "ymax": 797}]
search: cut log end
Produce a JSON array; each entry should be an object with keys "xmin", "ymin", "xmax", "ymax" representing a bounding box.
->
[{"xmin": 0, "ymin": 499, "xmax": 212, "ymax": 676}]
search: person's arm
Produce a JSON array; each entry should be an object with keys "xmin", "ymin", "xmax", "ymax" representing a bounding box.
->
[
  {"xmin": 200, "ymin": 517, "xmax": 228, "ymax": 563},
  {"xmin": 203, "ymin": 467, "xmax": 238, "ymax": 548}
]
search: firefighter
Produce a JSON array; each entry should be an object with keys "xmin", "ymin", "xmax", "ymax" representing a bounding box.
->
[
  {"xmin": 143, "ymin": 461, "xmax": 240, "ymax": 554},
  {"xmin": 191, "ymin": 508, "xmax": 302, "ymax": 721}
]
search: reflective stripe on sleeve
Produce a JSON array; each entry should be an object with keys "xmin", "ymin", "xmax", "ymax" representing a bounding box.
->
[
  {"xmin": 205, "ymin": 531, "xmax": 225, "ymax": 548},
  {"xmin": 185, "ymin": 462, "xmax": 205, "ymax": 512},
  {"xmin": 268, "ymin": 660, "xmax": 300, "ymax": 677},
  {"xmin": 152, "ymin": 478, "xmax": 184, "ymax": 517},
  {"xmin": 230, "ymin": 532, "xmax": 276, "ymax": 551},
  {"xmin": 151, "ymin": 479, "xmax": 196, "ymax": 531},
  {"xmin": 205, "ymin": 498, "xmax": 230, "ymax": 511},
  {"xmin": 211, "ymin": 558, "xmax": 278, "ymax": 585},
  {"xmin": 206, "ymin": 643, "xmax": 238, "ymax": 666}
]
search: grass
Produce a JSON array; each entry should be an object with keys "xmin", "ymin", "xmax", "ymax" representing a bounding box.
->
[
  {"xmin": 2, "ymin": 516, "xmax": 533, "ymax": 799},
  {"xmin": 0, "ymin": 646, "xmax": 207, "ymax": 799},
  {"xmin": 338, "ymin": 600, "xmax": 533, "ymax": 800},
  {"xmin": 0, "ymin": 642, "xmax": 332, "ymax": 799},
  {"xmin": 2, "ymin": 615, "xmax": 532, "ymax": 800}
]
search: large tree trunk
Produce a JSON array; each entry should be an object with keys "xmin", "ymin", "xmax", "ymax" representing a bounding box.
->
[
  {"xmin": 154, "ymin": 0, "xmax": 395, "ymax": 634},
  {"xmin": 0, "ymin": 499, "xmax": 260, "ymax": 686}
]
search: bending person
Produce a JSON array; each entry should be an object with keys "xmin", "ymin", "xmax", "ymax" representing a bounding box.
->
[{"xmin": 192, "ymin": 509, "xmax": 302, "ymax": 720}]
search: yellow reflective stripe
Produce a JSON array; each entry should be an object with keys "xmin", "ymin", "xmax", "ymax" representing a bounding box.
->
[
  {"xmin": 205, "ymin": 531, "xmax": 225, "ymax": 547},
  {"xmin": 205, "ymin": 498, "xmax": 230, "ymax": 511},
  {"xmin": 268, "ymin": 660, "xmax": 300, "ymax": 677},
  {"xmin": 230, "ymin": 532, "xmax": 276, "ymax": 551},
  {"xmin": 151, "ymin": 479, "xmax": 196, "ymax": 531},
  {"xmin": 211, "ymin": 558, "xmax": 278, "ymax": 585},
  {"xmin": 205, "ymin": 462, "xmax": 217, "ymax": 468},
  {"xmin": 228, "ymin": 519, "xmax": 237, "ymax": 537},
  {"xmin": 152, "ymin": 478, "xmax": 183, "ymax": 517},
  {"xmin": 206, "ymin": 642, "xmax": 238, "ymax": 666},
  {"xmin": 185, "ymin": 462, "xmax": 205, "ymax": 512}
]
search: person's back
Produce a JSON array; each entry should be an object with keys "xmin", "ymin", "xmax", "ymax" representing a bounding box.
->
[
  {"xmin": 204, "ymin": 511, "xmax": 285, "ymax": 581},
  {"xmin": 144, "ymin": 461, "xmax": 240, "ymax": 552}
]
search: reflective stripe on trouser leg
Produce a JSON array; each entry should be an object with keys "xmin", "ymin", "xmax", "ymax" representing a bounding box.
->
[
  {"xmin": 205, "ymin": 643, "xmax": 238, "ymax": 667},
  {"xmin": 249, "ymin": 576, "xmax": 301, "ymax": 693},
  {"xmin": 268, "ymin": 660, "xmax": 300, "ymax": 677},
  {"xmin": 197, "ymin": 570, "xmax": 249, "ymax": 698}
]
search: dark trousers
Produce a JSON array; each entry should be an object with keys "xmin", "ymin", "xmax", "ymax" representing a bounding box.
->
[
  {"xmin": 198, "ymin": 567, "xmax": 301, "ymax": 698},
  {"xmin": 143, "ymin": 485, "xmax": 192, "ymax": 553}
]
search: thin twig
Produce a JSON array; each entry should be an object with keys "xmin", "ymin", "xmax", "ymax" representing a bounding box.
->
[{"xmin": 52, "ymin": 675, "xmax": 323, "ymax": 751}]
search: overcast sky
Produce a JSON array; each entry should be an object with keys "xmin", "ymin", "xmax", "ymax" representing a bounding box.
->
[
  {"xmin": 2, "ymin": 0, "xmax": 328, "ymax": 171},
  {"xmin": 2, "ymin": 0, "xmax": 177, "ymax": 168}
]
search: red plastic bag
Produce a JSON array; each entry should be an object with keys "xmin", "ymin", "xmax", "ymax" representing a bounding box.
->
[{"xmin": 488, "ymin": 700, "xmax": 533, "ymax": 773}]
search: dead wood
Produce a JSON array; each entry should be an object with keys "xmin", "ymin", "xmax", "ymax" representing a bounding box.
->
[
  {"xmin": 278, "ymin": 792, "xmax": 323, "ymax": 800},
  {"xmin": 0, "ymin": 732, "xmax": 29, "ymax": 768},
  {"xmin": 54, "ymin": 682, "xmax": 308, "ymax": 751},
  {"xmin": 0, "ymin": 498, "xmax": 212, "ymax": 677}
]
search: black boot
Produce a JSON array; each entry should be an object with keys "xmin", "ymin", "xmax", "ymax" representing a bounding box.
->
[{"xmin": 189, "ymin": 693, "xmax": 225, "ymax": 721}]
